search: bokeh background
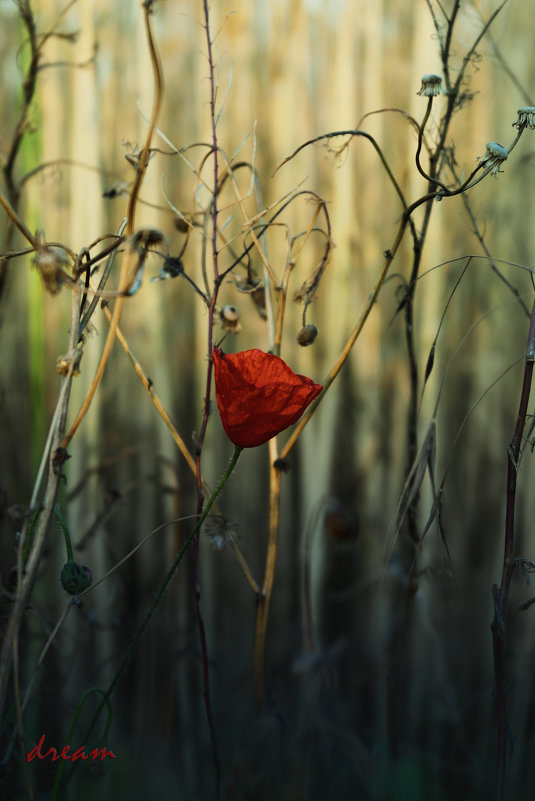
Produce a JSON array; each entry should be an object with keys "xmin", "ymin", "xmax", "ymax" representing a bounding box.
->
[{"xmin": 2, "ymin": 1, "xmax": 535, "ymax": 799}]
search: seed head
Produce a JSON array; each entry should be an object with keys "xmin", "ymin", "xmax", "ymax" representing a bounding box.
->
[
  {"xmin": 417, "ymin": 73, "xmax": 443, "ymax": 97},
  {"xmin": 513, "ymin": 107, "xmax": 535, "ymax": 130},
  {"xmin": 205, "ymin": 517, "xmax": 238, "ymax": 551},
  {"xmin": 477, "ymin": 142, "xmax": 508, "ymax": 176}
]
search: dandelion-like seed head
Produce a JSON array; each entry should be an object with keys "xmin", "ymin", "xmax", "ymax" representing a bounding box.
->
[
  {"xmin": 205, "ymin": 516, "xmax": 238, "ymax": 550},
  {"xmin": 477, "ymin": 142, "xmax": 508, "ymax": 176},
  {"xmin": 513, "ymin": 107, "xmax": 535, "ymax": 130},
  {"xmin": 417, "ymin": 73, "xmax": 443, "ymax": 97}
]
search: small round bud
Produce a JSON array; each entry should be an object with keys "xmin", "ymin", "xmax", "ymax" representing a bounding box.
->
[
  {"xmin": 220, "ymin": 304, "xmax": 241, "ymax": 333},
  {"xmin": 297, "ymin": 324, "xmax": 318, "ymax": 346},
  {"xmin": 60, "ymin": 562, "xmax": 92, "ymax": 595}
]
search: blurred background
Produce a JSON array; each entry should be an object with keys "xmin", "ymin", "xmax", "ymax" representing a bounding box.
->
[{"xmin": 2, "ymin": 1, "xmax": 535, "ymax": 799}]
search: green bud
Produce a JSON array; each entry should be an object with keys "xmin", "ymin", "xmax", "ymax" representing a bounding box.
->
[{"xmin": 60, "ymin": 562, "xmax": 92, "ymax": 595}]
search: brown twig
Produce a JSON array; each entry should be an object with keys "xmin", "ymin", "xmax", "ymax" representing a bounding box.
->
[
  {"xmin": 491, "ymin": 296, "xmax": 535, "ymax": 801},
  {"xmin": 60, "ymin": 0, "xmax": 163, "ymax": 451},
  {"xmin": 254, "ymin": 437, "xmax": 282, "ymax": 707}
]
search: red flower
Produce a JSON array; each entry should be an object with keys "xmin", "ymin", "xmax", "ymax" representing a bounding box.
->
[{"xmin": 212, "ymin": 347, "xmax": 322, "ymax": 448}]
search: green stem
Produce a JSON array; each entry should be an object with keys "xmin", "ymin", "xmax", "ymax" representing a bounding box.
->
[
  {"xmin": 22, "ymin": 510, "xmax": 41, "ymax": 563},
  {"xmin": 57, "ymin": 445, "xmax": 243, "ymax": 798},
  {"xmin": 54, "ymin": 505, "xmax": 74, "ymax": 563}
]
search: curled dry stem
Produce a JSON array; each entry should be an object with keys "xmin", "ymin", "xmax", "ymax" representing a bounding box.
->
[{"xmin": 60, "ymin": 3, "xmax": 163, "ymax": 451}]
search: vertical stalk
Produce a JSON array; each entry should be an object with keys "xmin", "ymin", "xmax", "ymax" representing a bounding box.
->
[
  {"xmin": 254, "ymin": 437, "xmax": 282, "ymax": 707},
  {"xmin": 491, "ymin": 296, "xmax": 535, "ymax": 800},
  {"xmin": 190, "ymin": 6, "xmax": 224, "ymax": 800}
]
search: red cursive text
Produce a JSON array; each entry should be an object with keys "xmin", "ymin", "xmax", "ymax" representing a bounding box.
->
[{"xmin": 26, "ymin": 734, "xmax": 116, "ymax": 763}]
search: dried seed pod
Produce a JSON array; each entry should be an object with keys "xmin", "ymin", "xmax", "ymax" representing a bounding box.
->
[
  {"xmin": 174, "ymin": 215, "xmax": 191, "ymax": 233},
  {"xmin": 297, "ymin": 324, "xmax": 318, "ymax": 346},
  {"xmin": 129, "ymin": 228, "xmax": 165, "ymax": 249},
  {"xmin": 33, "ymin": 232, "xmax": 70, "ymax": 295},
  {"xmin": 151, "ymin": 256, "xmax": 184, "ymax": 282},
  {"xmin": 250, "ymin": 286, "xmax": 267, "ymax": 319},
  {"xmin": 220, "ymin": 304, "xmax": 241, "ymax": 333}
]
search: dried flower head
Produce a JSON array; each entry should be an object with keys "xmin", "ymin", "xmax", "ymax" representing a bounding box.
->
[
  {"xmin": 151, "ymin": 256, "xmax": 184, "ymax": 282},
  {"xmin": 212, "ymin": 347, "xmax": 322, "ymax": 448},
  {"xmin": 220, "ymin": 304, "xmax": 241, "ymax": 333},
  {"xmin": 33, "ymin": 231, "xmax": 70, "ymax": 295},
  {"xmin": 205, "ymin": 516, "xmax": 238, "ymax": 550},
  {"xmin": 417, "ymin": 73, "xmax": 443, "ymax": 97},
  {"xmin": 477, "ymin": 142, "xmax": 508, "ymax": 176},
  {"xmin": 513, "ymin": 107, "xmax": 535, "ymax": 130}
]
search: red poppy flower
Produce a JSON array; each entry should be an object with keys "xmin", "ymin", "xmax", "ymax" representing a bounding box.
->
[{"xmin": 212, "ymin": 347, "xmax": 322, "ymax": 448}]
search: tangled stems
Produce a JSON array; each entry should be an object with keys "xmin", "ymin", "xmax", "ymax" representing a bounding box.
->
[
  {"xmin": 57, "ymin": 445, "xmax": 243, "ymax": 799},
  {"xmin": 60, "ymin": 0, "xmax": 163, "ymax": 452}
]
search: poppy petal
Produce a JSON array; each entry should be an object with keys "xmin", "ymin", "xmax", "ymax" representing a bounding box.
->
[{"xmin": 213, "ymin": 348, "xmax": 322, "ymax": 448}]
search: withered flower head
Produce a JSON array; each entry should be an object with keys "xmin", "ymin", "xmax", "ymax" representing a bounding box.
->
[
  {"xmin": 220, "ymin": 304, "xmax": 241, "ymax": 333},
  {"xmin": 513, "ymin": 107, "xmax": 535, "ymax": 130},
  {"xmin": 417, "ymin": 73, "xmax": 443, "ymax": 97},
  {"xmin": 477, "ymin": 142, "xmax": 508, "ymax": 176}
]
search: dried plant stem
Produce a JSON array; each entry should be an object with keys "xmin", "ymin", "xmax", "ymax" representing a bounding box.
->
[
  {"xmin": 0, "ymin": 290, "xmax": 80, "ymax": 729},
  {"xmin": 61, "ymin": 1, "xmax": 163, "ymax": 450},
  {"xmin": 279, "ymin": 195, "xmax": 425, "ymax": 460},
  {"xmin": 103, "ymin": 305, "xmax": 197, "ymax": 475},
  {"xmin": 251, "ymin": 197, "xmax": 325, "ymax": 705},
  {"xmin": 188, "ymin": 6, "xmax": 227, "ymax": 799},
  {"xmin": 491, "ymin": 296, "xmax": 535, "ymax": 801},
  {"xmin": 457, "ymin": 181, "xmax": 529, "ymax": 316},
  {"xmin": 102, "ymin": 303, "xmax": 259, "ymax": 593},
  {"xmin": 57, "ymin": 445, "xmax": 242, "ymax": 798},
  {"xmin": 0, "ymin": 190, "xmax": 38, "ymax": 249},
  {"xmin": 254, "ymin": 437, "xmax": 282, "ymax": 707}
]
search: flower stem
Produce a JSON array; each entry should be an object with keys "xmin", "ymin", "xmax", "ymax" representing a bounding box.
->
[
  {"xmin": 58, "ymin": 445, "xmax": 243, "ymax": 797},
  {"xmin": 54, "ymin": 505, "xmax": 74, "ymax": 563}
]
